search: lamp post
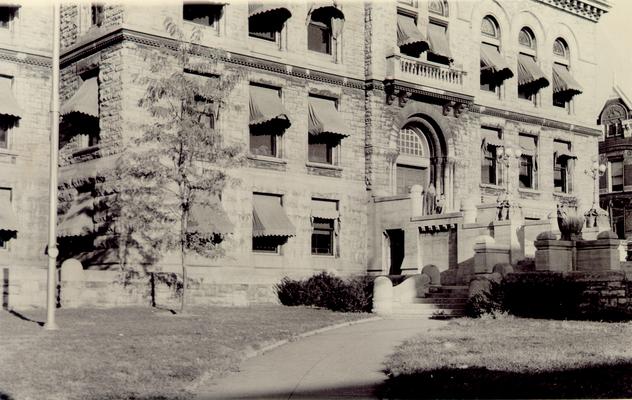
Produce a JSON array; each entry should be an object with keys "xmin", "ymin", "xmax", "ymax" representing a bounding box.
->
[
  {"xmin": 44, "ymin": 2, "xmax": 60, "ymax": 331},
  {"xmin": 496, "ymin": 145, "xmax": 522, "ymax": 220},
  {"xmin": 584, "ymin": 161, "xmax": 607, "ymax": 228}
]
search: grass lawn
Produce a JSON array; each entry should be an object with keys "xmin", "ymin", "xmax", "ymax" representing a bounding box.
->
[
  {"xmin": 381, "ymin": 316, "xmax": 632, "ymax": 399},
  {"xmin": 0, "ymin": 305, "xmax": 370, "ymax": 400}
]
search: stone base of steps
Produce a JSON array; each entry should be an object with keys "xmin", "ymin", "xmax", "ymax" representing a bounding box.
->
[{"xmin": 390, "ymin": 285, "xmax": 469, "ymax": 318}]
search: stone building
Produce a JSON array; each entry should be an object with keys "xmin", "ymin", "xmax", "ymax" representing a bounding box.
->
[
  {"xmin": 598, "ymin": 86, "xmax": 632, "ymax": 239},
  {"xmin": 0, "ymin": 5, "xmax": 53, "ymax": 308},
  {"xmin": 55, "ymin": 0, "xmax": 610, "ymax": 305}
]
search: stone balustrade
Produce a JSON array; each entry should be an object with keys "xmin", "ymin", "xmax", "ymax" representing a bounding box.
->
[{"xmin": 386, "ymin": 53, "xmax": 466, "ymax": 90}]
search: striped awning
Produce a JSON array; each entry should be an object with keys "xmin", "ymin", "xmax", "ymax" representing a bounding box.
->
[
  {"xmin": 249, "ymin": 85, "xmax": 291, "ymax": 128},
  {"xmin": 253, "ymin": 194, "xmax": 295, "ymax": 237},
  {"xmin": 554, "ymin": 141, "xmax": 576, "ymax": 160},
  {"xmin": 517, "ymin": 54, "xmax": 549, "ymax": 90},
  {"xmin": 0, "ymin": 194, "xmax": 18, "ymax": 233},
  {"xmin": 0, "ymin": 79, "xmax": 22, "ymax": 119},
  {"xmin": 480, "ymin": 43, "xmax": 514, "ymax": 82},
  {"xmin": 58, "ymin": 192, "xmax": 94, "ymax": 238},
  {"xmin": 427, "ymin": 23, "xmax": 452, "ymax": 61},
  {"xmin": 397, "ymin": 14, "xmax": 429, "ymax": 54},
  {"xmin": 308, "ymin": 96, "xmax": 349, "ymax": 138},
  {"xmin": 248, "ymin": 3, "xmax": 291, "ymax": 23},
  {"xmin": 311, "ymin": 199, "xmax": 338, "ymax": 219},
  {"xmin": 59, "ymin": 156, "xmax": 119, "ymax": 187},
  {"xmin": 519, "ymin": 135, "xmax": 537, "ymax": 156},
  {"xmin": 188, "ymin": 196, "xmax": 234, "ymax": 235},
  {"xmin": 61, "ymin": 77, "xmax": 99, "ymax": 118},
  {"xmin": 553, "ymin": 63, "xmax": 583, "ymax": 96},
  {"xmin": 482, "ymin": 129, "xmax": 503, "ymax": 148}
]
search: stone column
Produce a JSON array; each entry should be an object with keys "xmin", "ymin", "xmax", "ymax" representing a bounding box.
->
[{"xmin": 400, "ymin": 226, "xmax": 421, "ymax": 275}]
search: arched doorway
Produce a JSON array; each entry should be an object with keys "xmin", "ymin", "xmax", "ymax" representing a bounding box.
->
[{"xmin": 393, "ymin": 118, "xmax": 448, "ymax": 205}]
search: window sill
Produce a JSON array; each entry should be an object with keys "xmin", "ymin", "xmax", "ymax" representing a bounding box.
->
[
  {"xmin": 247, "ymin": 154, "xmax": 287, "ymax": 171},
  {"xmin": 480, "ymin": 183, "xmax": 504, "ymax": 190},
  {"xmin": 72, "ymin": 144, "xmax": 101, "ymax": 159},
  {"xmin": 0, "ymin": 148, "xmax": 18, "ymax": 164},
  {"xmin": 553, "ymin": 191, "xmax": 575, "ymax": 197},
  {"xmin": 518, "ymin": 188, "xmax": 543, "ymax": 198},
  {"xmin": 306, "ymin": 162, "xmax": 342, "ymax": 178},
  {"xmin": 312, "ymin": 253, "xmax": 335, "ymax": 258}
]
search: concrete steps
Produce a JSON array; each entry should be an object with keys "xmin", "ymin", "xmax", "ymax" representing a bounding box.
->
[{"xmin": 391, "ymin": 285, "xmax": 469, "ymax": 318}]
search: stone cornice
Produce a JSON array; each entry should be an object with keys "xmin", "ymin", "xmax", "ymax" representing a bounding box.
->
[
  {"xmin": 0, "ymin": 47, "xmax": 51, "ymax": 68},
  {"xmin": 471, "ymin": 104, "xmax": 601, "ymax": 136},
  {"xmin": 534, "ymin": 0, "xmax": 610, "ymax": 22},
  {"xmin": 61, "ymin": 27, "xmax": 365, "ymax": 90},
  {"xmin": 368, "ymin": 79, "xmax": 475, "ymax": 106}
]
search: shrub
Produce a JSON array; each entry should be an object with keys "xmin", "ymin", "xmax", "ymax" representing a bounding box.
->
[
  {"xmin": 465, "ymin": 279, "xmax": 505, "ymax": 318},
  {"xmin": 276, "ymin": 272, "xmax": 374, "ymax": 313}
]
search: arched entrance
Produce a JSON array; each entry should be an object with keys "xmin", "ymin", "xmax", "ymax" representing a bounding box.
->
[{"xmin": 392, "ymin": 116, "xmax": 449, "ymax": 213}]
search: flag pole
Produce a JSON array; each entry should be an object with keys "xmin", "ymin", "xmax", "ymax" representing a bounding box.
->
[{"xmin": 44, "ymin": 1, "xmax": 60, "ymax": 331}]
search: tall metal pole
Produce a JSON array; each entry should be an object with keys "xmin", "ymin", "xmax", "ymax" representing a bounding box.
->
[{"xmin": 44, "ymin": 2, "xmax": 60, "ymax": 331}]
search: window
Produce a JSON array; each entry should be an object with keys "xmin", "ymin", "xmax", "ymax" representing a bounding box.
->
[
  {"xmin": 396, "ymin": 127, "xmax": 429, "ymax": 195},
  {"xmin": 91, "ymin": 4, "xmax": 104, "ymax": 27},
  {"xmin": 311, "ymin": 218, "xmax": 334, "ymax": 255},
  {"xmin": 611, "ymin": 159, "xmax": 624, "ymax": 192},
  {"xmin": 60, "ymin": 68, "xmax": 100, "ymax": 150},
  {"xmin": 308, "ymin": 9, "xmax": 332, "ymax": 54},
  {"xmin": 248, "ymin": 5, "xmax": 291, "ymax": 43},
  {"xmin": 307, "ymin": 96, "xmax": 342, "ymax": 165},
  {"xmin": 481, "ymin": 128, "xmax": 502, "ymax": 185},
  {"xmin": 397, "ymin": 12, "xmax": 428, "ymax": 58},
  {"xmin": 310, "ymin": 199, "xmax": 338, "ymax": 256},
  {"xmin": 554, "ymin": 140, "xmax": 573, "ymax": 193},
  {"xmin": 480, "ymin": 16, "xmax": 512, "ymax": 95},
  {"xmin": 0, "ymin": 6, "xmax": 17, "ymax": 29},
  {"xmin": 552, "ymin": 38, "xmax": 582, "ymax": 109},
  {"xmin": 428, "ymin": 0, "xmax": 448, "ymax": 17},
  {"xmin": 517, "ymin": 28, "xmax": 548, "ymax": 104},
  {"xmin": 249, "ymin": 84, "xmax": 289, "ymax": 158},
  {"xmin": 252, "ymin": 193, "xmax": 295, "ymax": 253},
  {"xmin": 185, "ymin": 71, "xmax": 218, "ymax": 130},
  {"xmin": 0, "ymin": 119, "xmax": 9, "ymax": 149},
  {"xmin": 518, "ymin": 134, "xmax": 537, "ymax": 189},
  {"xmin": 308, "ymin": 138, "xmax": 336, "ymax": 164},
  {"xmin": 183, "ymin": 2, "xmax": 222, "ymax": 29},
  {"xmin": 426, "ymin": 2, "xmax": 451, "ymax": 65}
]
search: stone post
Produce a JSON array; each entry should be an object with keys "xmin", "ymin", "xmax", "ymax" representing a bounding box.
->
[
  {"xmin": 400, "ymin": 225, "xmax": 421, "ymax": 275},
  {"xmin": 461, "ymin": 198, "xmax": 477, "ymax": 224},
  {"xmin": 493, "ymin": 219, "xmax": 522, "ymax": 264},
  {"xmin": 372, "ymin": 276, "xmax": 393, "ymax": 315},
  {"xmin": 576, "ymin": 231, "xmax": 622, "ymax": 272},
  {"xmin": 534, "ymin": 231, "xmax": 573, "ymax": 272},
  {"xmin": 473, "ymin": 235, "xmax": 510, "ymax": 274}
]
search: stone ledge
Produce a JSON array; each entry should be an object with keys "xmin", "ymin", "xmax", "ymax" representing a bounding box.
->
[
  {"xmin": 305, "ymin": 162, "xmax": 342, "ymax": 178},
  {"xmin": 247, "ymin": 154, "xmax": 287, "ymax": 171}
]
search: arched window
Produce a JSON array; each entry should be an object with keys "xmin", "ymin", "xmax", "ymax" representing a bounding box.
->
[
  {"xmin": 517, "ymin": 27, "xmax": 548, "ymax": 103},
  {"xmin": 480, "ymin": 16, "xmax": 513, "ymax": 94},
  {"xmin": 552, "ymin": 38, "xmax": 582, "ymax": 110},
  {"xmin": 481, "ymin": 16, "xmax": 498, "ymax": 39},
  {"xmin": 427, "ymin": 1, "xmax": 452, "ymax": 65},
  {"xmin": 395, "ymin": 127, "xmax": 429, "ymax": 195},
  {"xmin": 428, "ymin": 0, "xmax": 448, "ymax": 17},
  {"xmin": 308, "ymin": 6, "xmax": 344, "ymax": 57}
]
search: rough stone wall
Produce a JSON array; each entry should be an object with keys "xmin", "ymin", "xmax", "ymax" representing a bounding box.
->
[
  {"xmin": 0, "ymin": 6, "xmax": 52, "ymax": 271},
  {"xmin": 61, "ymin": 4, "xmax": 124, "ymax": 49}
]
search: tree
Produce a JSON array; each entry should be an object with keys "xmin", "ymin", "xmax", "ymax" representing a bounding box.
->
[{"xmin": 111, "ymin": 19, "xmax": 243, "ymax": 312}]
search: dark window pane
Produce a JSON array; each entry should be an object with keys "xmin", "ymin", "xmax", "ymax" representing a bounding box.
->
[
  {"xmin": 311, "ymin": 218, "xmax": 334, "ymax": 255},
  {"xmin": 253, "ymin": 236, "xmax": 280, "ymax": 253},
  {"xmin": 554, "ymin": 165, "xmax": 567, "ymax": 192},
  {"xmin": 0, "ymin": 7, "xmax": 14, "ymax": 28},
  {"xmin": 308, "ymin": 138, "xmax": 336, "ymax": 164},
  {"xmin": 250, "ymin": 132, "xmax": 276, "ymax": 157},
  {"xmin": 0, "ymin": 124, "xmax": 7, "ymax": 149},
  {"xmin": 183, "ymin": 4, "xmax": 221, "ymax": 27},
  {"xmin": 481, "ymin": 154, "xmax": 497, "ymax": 185},
  {"xmin": 308, "ymin": 22, "xmax": 331, "ymax": 54},
  {"xmin": 519, "ymin": 155, "xmax": 533, "ymax": 189},
  {"xmin": 91, "ymin": 5, "xmax": 104, "ymax": 27},
  {"xmin": 553, "ymin": 94, "xmax": 567, "ymax": 108}
]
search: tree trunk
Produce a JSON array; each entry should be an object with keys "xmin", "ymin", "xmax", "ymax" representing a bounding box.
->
[{"xmin": 180, "ymin": 210, "xmax": 187, "ymax": 313}]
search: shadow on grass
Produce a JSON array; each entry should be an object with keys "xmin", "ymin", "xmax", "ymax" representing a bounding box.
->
[
  {"xmin": 0, "ymin": 390, "xmax": 15, "ymax": 400},
  {"xmin": 6, "ymin": 310, "xmax": 44, "ymax": 326},
  {"xmin": 378, "ymin": 362, "xmax": 632, "ymax": 399}
]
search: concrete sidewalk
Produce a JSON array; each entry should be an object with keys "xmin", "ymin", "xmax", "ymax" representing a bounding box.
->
[{"xmin": 195, "ymin": 317, "xmax": 446, "ymax": 400}]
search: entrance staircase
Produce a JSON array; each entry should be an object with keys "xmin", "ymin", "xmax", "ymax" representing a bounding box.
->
[{"xmin": 391, "ymin": 285, "xmax": 468, "ymax": 318}]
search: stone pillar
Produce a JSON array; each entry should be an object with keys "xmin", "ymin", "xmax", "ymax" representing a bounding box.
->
[
  {"xmin": 461, "ymin": 198, "xmax": 477, "ymax": 224},
  {"xmin": 493, "ymin": 219, "xmax": 522, "ymax": 264},
  {"xmin": 534, "ymin": 232, "xmax": 573, "ymax": 272},
  {"xmin": 473, "ymin": 235, "xmax": 510, "ymax": 274},
  {"xmin": 372, "ymin": 276, "xmax": 393, "ymax": 315},
  {"xmin": 400, "ymin": 226, "xmax": 421, "ymax": 275},
  {"xmin": 410, "ymin": 184, "xmax": 423, "ymax": 218},
  {"xmin": 576, "ymin": 231, "xmax": 622, "ymax": 272}
]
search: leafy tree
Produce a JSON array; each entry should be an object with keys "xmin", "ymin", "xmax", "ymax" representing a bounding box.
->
[{"xmin": 111, "ymin": 19, "xmax": 243, "ymax": 312}]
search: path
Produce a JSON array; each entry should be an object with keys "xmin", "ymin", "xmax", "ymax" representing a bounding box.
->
[{"xmin": 196, "ymin": 317, "xmax": 446, "ymax": 400}]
